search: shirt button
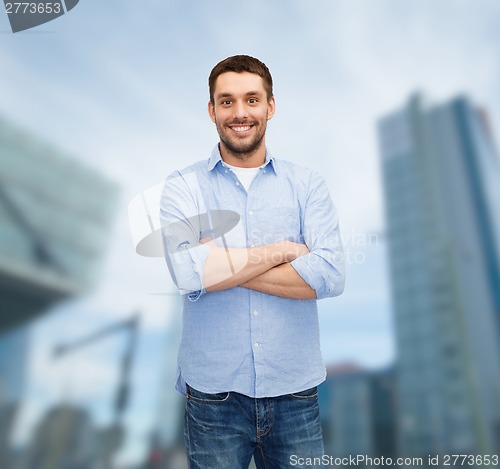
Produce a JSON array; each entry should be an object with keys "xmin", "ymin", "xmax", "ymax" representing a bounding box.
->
[
  {"xmin": 263, "ymin": 170, "xmax": 266, "ymax": 174},
  {"xmin": 236, "ymin": 181, "xmax": 240, "ymax": 186},
  {"xmin": 253, "ymin": 342, "xmax": 260, "ymax": 348},
  {"xmin": 253, "ymin": 310, "xmax": 259, "ymax": 317},
  {"xmin": 249, "ymin": 210, "xmax": 254, "ymax": 216},
  {"xmin": 224, "ymin": 170, "xmax": 228, "ymax": 173}
]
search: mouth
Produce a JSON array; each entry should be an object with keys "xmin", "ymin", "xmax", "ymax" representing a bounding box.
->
[{"xmin": 228, "ymin": 123, "xmax": 254, "ymax": 135}]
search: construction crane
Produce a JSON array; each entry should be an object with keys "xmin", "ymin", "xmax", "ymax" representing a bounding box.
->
[{"xmin": 52, "ymin": 313, "xmax": 140, "ymax": 468}]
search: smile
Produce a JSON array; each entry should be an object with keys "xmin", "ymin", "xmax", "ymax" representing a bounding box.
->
[{"xmin": 230, "ymin": 125, "xmax": 253, "ymax": 133}]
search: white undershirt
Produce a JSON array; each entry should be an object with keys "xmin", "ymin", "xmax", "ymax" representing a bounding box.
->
[{"xmin": 223, "ymin": 162, "xmax": 262, "ymax": 191}]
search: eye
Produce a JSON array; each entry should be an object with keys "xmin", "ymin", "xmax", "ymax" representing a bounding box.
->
[
  {"xmin": 221, "ymin": 100, "xmax": 232, "ymax": 105},
  {"xmin": 248, "ymin": 98, "xmax": 258, "ymax": 104}
]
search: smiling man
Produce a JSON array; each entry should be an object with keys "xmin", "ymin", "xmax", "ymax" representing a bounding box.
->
[
  {"xmin": 209, "ymin": 70, "xmax": 272, "ymax": 162},
  {"xmin": 160, "ymin": 55, "xmax": 345, "ymax": 469}
]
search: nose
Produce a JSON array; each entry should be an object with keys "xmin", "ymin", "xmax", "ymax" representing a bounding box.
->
[{"xmin": 233, "ymin": 101, "xmax": 248, "ymax": 120}]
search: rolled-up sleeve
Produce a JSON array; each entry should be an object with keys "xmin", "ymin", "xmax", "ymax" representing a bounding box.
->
[
  {"xmin": 290, "ymin": 171, "xmax": 345, "ymax": 300},
  {"xmin": 160, "ymin": 171, "xmax": 209, "ymax": 300}
]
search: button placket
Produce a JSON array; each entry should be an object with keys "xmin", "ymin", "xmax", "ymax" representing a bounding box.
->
[
  {"xmin": 246, "ymin": 191, "xmax": 254, "ymax": 248},
  {"xmin": 249, "ymin": 294, "xmax": 263, "ymax": 386}
]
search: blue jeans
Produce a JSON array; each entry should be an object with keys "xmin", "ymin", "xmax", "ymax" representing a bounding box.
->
[{"xmin": 184, "ymin": 384, "xmax": 324, "ymax": 469}]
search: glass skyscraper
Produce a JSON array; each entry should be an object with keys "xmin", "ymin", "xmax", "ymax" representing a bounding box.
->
[
  {"xmin": 0, "ymin": 115, "xmax": 119, "ymax": 332},
  {"xmin": 0, "ymin": 114, "xmax": 119, "ymax": 466},
  {"xmin": 378, "ymin": 94, "xmax": 500, "ymax": 458},
  {"xmin": 319, "ymin": 365, "xmax": 397, "ymax": 461}
]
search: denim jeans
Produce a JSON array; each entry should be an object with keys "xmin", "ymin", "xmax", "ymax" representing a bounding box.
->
[{"xmin": 184, "ymin": 384, "xmax": 324, "ymax": 469}]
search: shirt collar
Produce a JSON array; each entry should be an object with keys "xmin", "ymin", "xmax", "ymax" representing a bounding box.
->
[{"xmin": 207, "ymin": 144, "xmax": 277, "ymax": 174}]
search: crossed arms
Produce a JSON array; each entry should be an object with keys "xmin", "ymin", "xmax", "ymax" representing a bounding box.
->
[
  {"xmin": 160, "ymin": 170, "xmax": 345, "ymax": 301},
  {"xmin": 201, "ymin": 240, "xmax": 316, "ymax": 299}
]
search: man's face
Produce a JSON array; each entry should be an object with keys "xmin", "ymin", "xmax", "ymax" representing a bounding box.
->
[{"xmin": 208, "ymin": 72, "xmax": 275, "ymax": 159}]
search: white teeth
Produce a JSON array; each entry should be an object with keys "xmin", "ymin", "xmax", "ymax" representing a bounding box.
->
[{"xmin": 232, "ymin": 126, "xmax": 251, "ymax": 132}]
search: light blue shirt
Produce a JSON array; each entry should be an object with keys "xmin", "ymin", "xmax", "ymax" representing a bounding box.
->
[{"xmin": 160, "ymin": 145, "xmax": 345, "ymax": 398}]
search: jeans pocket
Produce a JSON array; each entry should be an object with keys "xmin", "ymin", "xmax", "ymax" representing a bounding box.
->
[
  {"xmin": 186, "ymin": 384, "xmax": 230, "ymax": 403},
  {"xmin": 290, "ymin": 386, "xmax": 318, "ymax": 400}
]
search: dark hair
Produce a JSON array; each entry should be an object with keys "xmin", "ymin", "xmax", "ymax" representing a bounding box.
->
[{"xmin": 208, "ymin": 55, "xmax": 273, "ymax": 103}]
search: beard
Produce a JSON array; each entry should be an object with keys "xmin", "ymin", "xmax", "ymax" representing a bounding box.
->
[{"xmin": 215, "ymin": 117, "xmax": 268, "ymax": 160}]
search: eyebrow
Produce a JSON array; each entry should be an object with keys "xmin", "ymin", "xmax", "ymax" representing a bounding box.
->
[{"xmin": 216, "ymin": 91, "xmax": 264, "ymax": 99}]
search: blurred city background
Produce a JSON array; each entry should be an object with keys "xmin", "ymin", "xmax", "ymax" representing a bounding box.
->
[{"xmin": 1, "ymin": 1, "xmax": 499, "ymax": 468}]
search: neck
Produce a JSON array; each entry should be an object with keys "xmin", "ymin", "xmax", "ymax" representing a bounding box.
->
[{"xmin": 219, "ymin": 140, "xmax": 267, "ymax": 168}]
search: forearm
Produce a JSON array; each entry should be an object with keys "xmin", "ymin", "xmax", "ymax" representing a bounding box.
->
[
  {"xmin": 204, "ymin": 241, "xmax": 307, "ymax": 292},
  {"xmin": 241, "ymin": 263, "xmax": 316, "ymax": 300}
]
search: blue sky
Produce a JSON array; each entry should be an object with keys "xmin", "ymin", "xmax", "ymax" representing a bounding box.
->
[{"xmin": 2, "ymin": 0, "xmax": 500, "ymax": 464}]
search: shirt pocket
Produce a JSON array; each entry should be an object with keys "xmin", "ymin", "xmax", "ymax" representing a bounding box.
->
[{"xmin": 267, "ymin": 206, "xmax": 301, "ymax": 241}]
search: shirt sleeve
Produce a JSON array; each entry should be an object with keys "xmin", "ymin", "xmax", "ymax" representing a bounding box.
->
[
  {"xmin": 160, "ymin": 171, "xmax": 210, "ymax": 301},
  {"xmin": 290, "ymin": 170, "xmax": 345, "ymax": 300}
]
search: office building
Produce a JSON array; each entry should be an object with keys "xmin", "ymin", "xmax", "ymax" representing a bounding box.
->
[
  {"xmin": 146, "ymin": 296, "xmax": 186, "ymax": 468},
  {"xmin": 0, "ymin": 115, "xmax": 119, "ymax": 332},
  {"xmin": 0, "ymin": 114, "xmax": 119, "ymax": 466},
  {"xmin": 377, "ymin": 94, "xmax": 500, "ymax": 458},
  {"xmin": 320, "ymin": 364, "xmax": 396, "ymax": 461},
  {"xmin": 25, "ymin": 404, "xmax": 96, "ymax": 469}
]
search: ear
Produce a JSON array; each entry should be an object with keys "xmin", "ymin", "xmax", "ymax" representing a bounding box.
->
[
  {"xmin": 267, "ymin": 96, "xmax": 276, "ymax": 121},
  {"xmin": 208, "ymin": 101, "xmax": 216, "ymax": 124}
]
